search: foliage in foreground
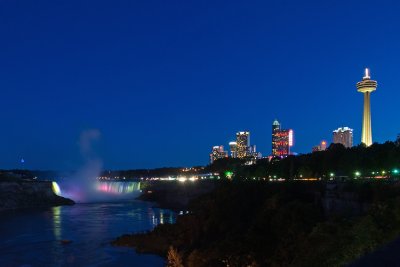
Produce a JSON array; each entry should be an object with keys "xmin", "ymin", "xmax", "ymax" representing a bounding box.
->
[{"xmin": 113, "ymin": 181, "xmax": 400, "ymax": 266}]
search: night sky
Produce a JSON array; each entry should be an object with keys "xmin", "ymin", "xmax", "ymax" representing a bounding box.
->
[{"xmin": 0, "ymin": 0, "xmax": 399, "ymax": 170}]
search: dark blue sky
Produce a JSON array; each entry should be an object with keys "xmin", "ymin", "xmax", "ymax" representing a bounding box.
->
[{"xmin": 0, "ymin": 0, "xmax": 399, "ymax": 170}]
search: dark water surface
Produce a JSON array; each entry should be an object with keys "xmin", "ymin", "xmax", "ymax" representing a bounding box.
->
[{"xmin": 0, "ymin": 201, "xmax": 175, "ymax": 267}]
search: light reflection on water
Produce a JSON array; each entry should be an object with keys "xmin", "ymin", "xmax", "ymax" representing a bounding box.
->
[
  {"xmin": 0, "ymin": 201, "xmax": 176, "ymax": 267},
  {"xmin": 53, "ymin": 206, "xmax": 61, "ymax": 240}
]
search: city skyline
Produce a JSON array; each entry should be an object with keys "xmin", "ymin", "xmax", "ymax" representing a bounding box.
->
[{"xmin": 0, "ymin": 1, "xmax": 399, "ymax": 170}]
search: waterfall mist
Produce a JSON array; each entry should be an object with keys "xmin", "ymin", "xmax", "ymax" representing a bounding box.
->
[{"xmin": 58, "ymin": 129, "xmax": 140, "ymax": 203}]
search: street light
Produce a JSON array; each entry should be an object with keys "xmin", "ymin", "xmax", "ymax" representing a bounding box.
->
[
  {"xmin": 355, "ymin": 171, "xmax": 361, "ymax": 178},
  {"xmin": 224, "ymin": 171, "xmax": 233, "ymax": 179}
]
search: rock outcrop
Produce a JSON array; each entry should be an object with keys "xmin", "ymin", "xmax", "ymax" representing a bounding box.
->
[{"xmin": 0, "ymin": 180, "xmax": 74, "ymax": 212}]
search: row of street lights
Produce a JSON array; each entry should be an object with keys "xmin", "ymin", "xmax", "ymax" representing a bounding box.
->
[
  {"xmin": 327, "ymin": 169, "xmax": 400, "ymax": 179},
  {"xmin": 353, "ymin": 169, "xmax": 399, "ymax": 178}
]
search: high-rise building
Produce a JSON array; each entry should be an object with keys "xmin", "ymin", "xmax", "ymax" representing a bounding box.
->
[
  {"xmin": 249, "ymin": 145, "xmax": 261, "ymax": 158},
  {"xmin": 272, "ymin": 120, "xmax": 293, "ymax": 157},
  {"xmin": 229, "ymin": 141, "xmax": 237, "ymax": 158},
  {"xmin": 332, "ymin": 127, "xmax": 353, "ymax": 148},
  {"xmin": 246, "ymin": 145, "xmax": 262, "ymax": 165},
  {"xmin": 236, "ymin": 131, "xmax": 250, "ymax": 158},
  {"xmin": 356, "ymin": 68, "xmax": 377, "ymax": 146},
  {"xmin": 272, "ymin": 119, "xmax": 281, "ymax": 156},
  {"xmin": 274, "ymin": 130, "xmax": 290, "ymax": 157},
  {"xmin": 312, "ymin": 140, "xmax": 327, "ymax": 152},
  {"xmin": 209, "ymin": 145, "xmax": 228, "ymax": 164}
]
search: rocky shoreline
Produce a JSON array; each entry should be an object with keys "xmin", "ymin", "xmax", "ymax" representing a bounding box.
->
[
  {"xmin": 112, "ymin": 180, "xmax": 217, "ymax": 254},
  {"xmin": 0, "ymin": 180, "xmax": 74, "ymax": 212}
]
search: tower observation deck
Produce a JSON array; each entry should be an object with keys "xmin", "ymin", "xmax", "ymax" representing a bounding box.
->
[{"xmin": 356, "ymin": 68, "xmax": 377, "ymax": 147}]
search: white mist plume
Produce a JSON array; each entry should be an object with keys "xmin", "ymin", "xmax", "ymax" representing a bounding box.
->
[
  {"xmin": 59, "ymin": 129, "xmax": 140, "ymax": 203},
  {"xmin": 61, "ymin": 129, "xmax": 103, "ymax": 203},
  {"xmin": 79, "ymin": 129, "xmax": 101, "ymax": 157},
  {"xmin": 77, "ymin": 129, "xmax": 103, "ymax": 192}
]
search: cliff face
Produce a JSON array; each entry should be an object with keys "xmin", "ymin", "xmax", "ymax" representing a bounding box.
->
[
  {"xmin": 321, "ymin": 182, "xmax": 371, "ymax": 217},
  {"xmin": 0, "ymin": 180, "xmax": 74, "ymax": 212},
  {"xmin": 138, "ymin": 180, "xmax": 216, "ymax": 210}
]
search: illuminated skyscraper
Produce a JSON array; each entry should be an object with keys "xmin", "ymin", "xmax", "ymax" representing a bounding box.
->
[
  {"xmin": 246, "ymin": 145, "xmax": 262, "ymax": 165},
  {"xmin": 272, "ymin": 119, "xmax": 281, "ymax": 156},
  {"xmin": 356, "ymin": 68, "xmax": 377, "ymax": 146},
  {"xmin": 272, "ymin": 120, "xmax": 293, "ymax": 157},
  {"xmin": 236, "ymin": 131, "xmax": 250, "ymax": 158},
  {"xmin": 333, "ymin": 127, "xmax": 353, "ymax": 148},
  {"xmin": 312, "ymin": 140, "xmax": 327, "ymax": 152},
  {"xmin": 209, "ymin": 145, "xmax": 228, "ymax": 164},
  {"xmin": 229, "ymin": 141, "xmax": 237, "ymax": 158}
]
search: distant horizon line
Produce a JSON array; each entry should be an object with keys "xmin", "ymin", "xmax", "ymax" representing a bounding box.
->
[{"xmin": 2, "ymin": 137, "xmax": 399, "ymax": 172}]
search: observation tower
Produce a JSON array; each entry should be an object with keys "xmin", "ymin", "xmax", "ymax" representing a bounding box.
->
[{"xmin": 356, "ymin": 68, "xmax": 377, "ymax": 146}]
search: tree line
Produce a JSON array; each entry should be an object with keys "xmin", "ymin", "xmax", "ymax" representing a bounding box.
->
[{"xmin": 209, "ymin": 141, "xmax": 400, "ymax": 180}]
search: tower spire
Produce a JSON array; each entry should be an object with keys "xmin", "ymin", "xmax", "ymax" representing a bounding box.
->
[{"xmin": 363, "ymin": 68, "xmax": 370, "ymax": 79}]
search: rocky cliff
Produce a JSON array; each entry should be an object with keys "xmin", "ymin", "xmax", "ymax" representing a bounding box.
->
[{"xmin": 0, "ymin": 180, "xmax": 74, "ymax": 212}]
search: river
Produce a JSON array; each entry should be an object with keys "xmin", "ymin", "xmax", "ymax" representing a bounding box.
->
[{"xmin": 0, "ymin": 183, "xmax": 176, "ymax": 267}]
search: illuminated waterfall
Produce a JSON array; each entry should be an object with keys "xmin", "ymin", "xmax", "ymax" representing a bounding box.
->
[
  {"xmin": 56, "ymin": 179, "xmax": 142, "ymax": 203},
  {"xmin": 95, "ymin": 181, "xmax": 141, "ymax": 194},
  {"xmin": 52, "ymin": 182, "xmax": 62, "ymax": 196}
]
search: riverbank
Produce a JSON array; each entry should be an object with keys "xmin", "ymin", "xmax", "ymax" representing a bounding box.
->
[
  {"xmin": 113, "ymin": 180, "xmax": 400, "ymax": 267},
  {"xmin": 0, "ymin": 179, "xmax": 74, "ymax": 212}
]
